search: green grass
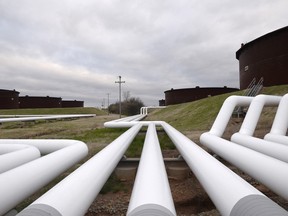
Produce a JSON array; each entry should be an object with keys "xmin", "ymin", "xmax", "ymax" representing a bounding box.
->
[{"xmin": 147, "ymin": 85, "xmax": 288, "ymax": 132}]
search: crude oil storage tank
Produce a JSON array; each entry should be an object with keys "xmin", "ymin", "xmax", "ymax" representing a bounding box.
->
[
  {"xmin": 164, "ymin": 86, "xmax": 238, "ymax": 105},
  {"xmin": 19, "ymin": 96, "xmax": 62, "ymax": 108},
  {"xmin": 236, "ymin": 26, "xmax": 288, "ymax": 89},
  {"xmin": 0, "ymin": 89, "xmax": 19, "ymax": 109},
  {"xmin": 62, "ymin": 100, "xmax": 84, "ymax": 108}
]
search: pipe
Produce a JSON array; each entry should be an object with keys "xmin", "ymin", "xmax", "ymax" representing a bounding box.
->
[
  {"xmin": 0, "ymin": 144, "xmax": 41, "ymax": 173},
  {"xmin": 264, "ymin": 93, "xmax": 288, "ymax": 145},
  {"xmin": 160, "ymin": 122, "xmax": 288, "ymax": 216},
  {"xmin": 0, "ymin": 114, "xmax": 96, "ymax": 123},
  {"xmin": 209, "ymin": 96, "xmax": 253, "ymax": 137},
  {"xmin": 229, "ymin": 94, "xmax": 286, "ymax": 162},
  {"xmin": 104, "ymin": 120, "xmax": 163, "ymax": 128},
  {"xmin": 200, "ymin": 132, "xmax": 288, "ymax": 200},
  {"xmin": 0, "ymin": 140, "xmax": 88, "ymax": 215},
  {"xmin": 17, "ymin": 124, "xmax": 142, "ymax": 216},
  {"xmin": 231, "ymin": 133, "xmax": 288, "ymax": 163},
  {"xmin": 238, "ymin": 95, "xmax": 281, "ymax": 136},
  {"xmin": 267, "ymin": 93, "xmax": 288, "ymax": 136},
  {"xmin": 127, "ymin": 123, "xmax": 176, "ymax": 216}
]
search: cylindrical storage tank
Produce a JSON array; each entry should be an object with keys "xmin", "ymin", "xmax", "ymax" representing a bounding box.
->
[
  {"xmin": 236, "ymin": 26, "xmax": 288, "ymax": 89},
  {"xmin": 19, "ymin": 96, "xmax": 62, "ymax": 108},
  {"xmin": 0, "ymin": 89, "xmax": 19, "ymax": 109},
  {"xmin": 164, "ymin": 87, "xmax": 238, "ymax": 105},
  {"xmin": 61, "ymin": 100, "xmax": 84, "ymax": 108}
]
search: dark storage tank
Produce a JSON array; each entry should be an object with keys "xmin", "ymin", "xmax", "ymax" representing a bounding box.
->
[
  {"xmin": 61, "ymin": 100, "xmax": 84, "ymax": 108},
  {"xmin": 236, "ymin": 26, "xmax": 288, "ymax": 89},
  {"xmin": 0, "ymin": 89, "xmax": 19, "ymax": 109},
  {"xmin": 164, "ymin": 86, "xmax": 238, "ymax": 105},
  {"xmin": 19, "ymin": 96, "xmax": 62, "ymax": 108}
]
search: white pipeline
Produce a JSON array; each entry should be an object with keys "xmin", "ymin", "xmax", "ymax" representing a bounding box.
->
[
  {"xmin": 209, "ymin": 96, "xmax": 253, "ymax": 137},
  {"xmin": 18, "ymin": 124, "xmax": 142, "ymax": 216},
  {"xmin": 265, "ymin": 93, "xmax": 288, "ymax": 145},
  {"xmin": 0, "ymin": 140, "xmax": 88, "ymax": 215},
  {"xmin": 127, "ymin": 123, "xmax": 176, "ymax": 216},
  {"xmin": 0, "ymin": 114, "xmax": 96, "ymax": 123},
  {"xmin": 230, "ymin": 94, "xmax": 286, "ymax": 162},
  {"xmin": 0, "ymin": 144, "xmax": 41, "ymax": 173},
  {"xmin": 200, "ymin": 132, "xmax": 288, "ymax": 201},
  {"xmin": 161, "ymin": 122, "xmax": 288, "ymax": 216},
  {"xmin": 238, "ymin": 95, "xmax": 282, "ymax": 136}
]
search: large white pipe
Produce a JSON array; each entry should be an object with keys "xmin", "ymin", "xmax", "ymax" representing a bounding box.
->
[
  {"xmin": 229, "ymin": 94, "xmax": 286, "ymax": 162},
  {"xmin": 18, "ymin": 124, "xmax": 142, "ymax": 216},
  {"xmin": 231, "ymin": 133, "xmax": 288, "ymax": 163},
  {"xmin": 0, "ymin": 114, "xmax": 96, "ymax": 123},
  {"xmin": 0, "ymin": 144, "xmax": 41, "ymax": 173},
  {"xmin": 0, "ymin": 140, "xmax": 88, "ymax": 215},
  {"xmin": 104, "ymin": 120, "xmax": 163, "ymax": 128},
  {"xmin": 238, "ymin": 95, "xmax": 282, "ymax": 136},
  {"xmin": 200, "ymin": 132, "xmax": 288, "ymax": 201},
  {"xmin": 268, "ymin": 93, "xmax": 288, "ymax": 136},
  {"xmin": 265, "ymin": 93, "xmax": 288, "ymax": 145},
  {"xmin": 209, "ymin": 96, "xmax": 253, "ymax": 137},
  {"xmin": 127, "ymin": 123, "xmax": 176, "ymax": 216},
  {"xmin": 161, "ymin": 122, "xmax": 288, "ymax": 216}
]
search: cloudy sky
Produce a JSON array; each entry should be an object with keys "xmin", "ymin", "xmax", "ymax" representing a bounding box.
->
[{"xmin": 0, "ymin": 0, "xmax": 287, "ymax": 107}]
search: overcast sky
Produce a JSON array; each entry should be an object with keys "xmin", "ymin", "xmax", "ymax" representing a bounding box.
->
[{"xmin": 0, "ymin": 0, "xmax": 287, "ymax": 107}]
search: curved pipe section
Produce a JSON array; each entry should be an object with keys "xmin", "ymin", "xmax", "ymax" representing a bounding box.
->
[
  {"xmin": 18, "ymin": 124, "xmax": 142, "ymax": 216},
  {"xmin": 238, "ymin": 95, "xmax": 281, "ymax": 136},
  {"xmin": 0, "ymin": 144, "xmax": 41, "ymax": 173},
  {"xmin": 200, "ymin": 132, "xmax": 288, "ymax": 201},
  {"xmin": 230, "ymin": 94, "xmax": 286, "ymax": 162},
  {"xmin": 0, "ymin": 140, "xmax": 88, "ymax": 215},
  {"xmin": 231, "ymin": 133, "xmax": 288, "ymax": 163},
  {"xmin": 209, "ymin": 96, "xmax": 253, "ymax": 137},
  {"xmin": 265, "ymin": 93, "xmax": 288, "ymax": 145},
  {"xmin": 160, "ymin": 122, "xmax": 287, "ymax": 216},
  {"xmin": 127, "ymin": 123, "xmax": 176, "ymax": 216}
]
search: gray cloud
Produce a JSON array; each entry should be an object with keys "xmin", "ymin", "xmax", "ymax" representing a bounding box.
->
[{"xmin": 0, "ymin": 0, "xmax": 287, "ymax": 107}]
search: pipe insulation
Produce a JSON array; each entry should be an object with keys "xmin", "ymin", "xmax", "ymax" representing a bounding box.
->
[
  {"xmin": 200, "ymin": 132, "xmax": 288, "ymax": 200},
  {"xmin": 231, "ymin": 133, "xmax": 288, "ymax": 163},
  {"xmin": 229, "ymin": 94, "xmax": 286, "ymax": 162},
  {"xmin": 0, "ymin": 144, "xmax": 41, "ymax": 173},
  {"xmin": 0, "ymin": 140, "xmax": 88, "ymax": 215},
  {"xmin": 104, "ymin": 120, "xmax": 163, "ymax": 128},
  {"xmin": 238, "ymin": 95, "xmax": 282, "ymax": 136},
  {"xmin": 265, "ymin": 93, "xmax": 288, "ymax": 145},
  {"xmin": 18, "ymin": 124, "xmax": 142, "ymax": 216},
  {"xmin": 160, "ymin": 122, "xmax": 288, "ymax": 216},
  {"xmin": 0, "ymin": 114, "xmax": 96, "ymax": 123},
  {"xmin": 127, "ymin": 123, "xmax": 176, "ymax": 216},
  {"xmin": 268, "ymin": 93, "xmax": 288, "ymax": 136},
  {"xmin": 209, "ymin": 96, "xmax": 253, "ymax": 137}
]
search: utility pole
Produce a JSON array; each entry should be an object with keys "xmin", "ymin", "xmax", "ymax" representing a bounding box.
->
[
  {"xmin": 115, "ymin": 76, "xmax": 125, "ymax": 118},
  {"xmin": 107, "ymin": 93, "xmax": 110, "ymax": 115}
]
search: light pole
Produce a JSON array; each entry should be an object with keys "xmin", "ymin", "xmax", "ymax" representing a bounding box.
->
[
  {"xmin": 107, "ymin": 93, "xmax": 110, "ymax": 115},
  {"xmin": 115, "ymin": 76, "xmax": 125, "ymax": 118}
]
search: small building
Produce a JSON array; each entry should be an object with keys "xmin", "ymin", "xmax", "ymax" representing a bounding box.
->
[
  {"xmin": 164, "ymin": 86, "xmax": 239, "ymax": 105},
  {"xmin": 19, "ymin": 96, "xmax": 62, "ymax": 108},
  {"xmin": 236, "ymin": 26, "xmax": 288, "ymax": 89},
  {"xmin": 158, "ymin": 99, "xmax": 166, "ymax": 106},
  {"xmin": 61, "ymin": 100, "xmax": 84, "ymax": 108},
  {"xmin": 0, "ymin": 89, "xmax": 19, "ymax": 109}
]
